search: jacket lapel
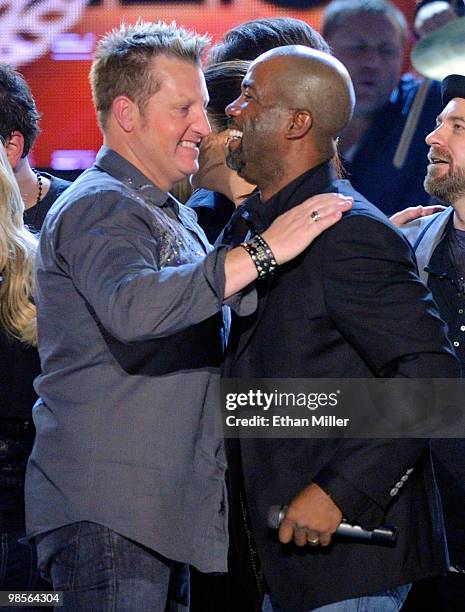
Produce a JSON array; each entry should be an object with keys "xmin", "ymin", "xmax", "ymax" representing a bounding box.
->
[
  {"xmin": 414, "ymin": 208, "xmax": 453, "ymax": 284},
  {"xmin": 226, "ymin": 162, "xmax": 338, "ymax": 365}
]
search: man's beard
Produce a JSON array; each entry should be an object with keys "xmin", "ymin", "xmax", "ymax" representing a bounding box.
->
[
  {"xmin": 226, "ymin": 137, "xmax": 258, "ymax": 185},
  {"xmin": 424, "ymin": 165, "xmax": 465, "ymax": 204},
  {"xmin": 226, "ymin": 114, "xmax": 285, "ymax": 191},
  {"xmin": 226, "ymin": 144, "xmax": 245, "ymax": 175}
]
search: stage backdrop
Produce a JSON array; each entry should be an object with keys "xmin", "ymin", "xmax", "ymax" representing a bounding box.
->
[{"xmin": 8, "ymin": 0, "xmax": 416, "ymax": 170}]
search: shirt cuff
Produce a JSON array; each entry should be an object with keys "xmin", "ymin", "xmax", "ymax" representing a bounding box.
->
[{"xmin": 204, "ymin": 245, "xmax": 257, "ymax": 316}]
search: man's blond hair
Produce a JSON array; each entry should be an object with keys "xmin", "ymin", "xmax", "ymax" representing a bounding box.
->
[{"xmin": 89, "ymin": 21, "xmax": 210, "ymax": 130}]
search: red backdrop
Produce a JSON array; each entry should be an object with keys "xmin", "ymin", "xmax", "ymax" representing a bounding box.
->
[{"xmin": 17, "ymin": 0, "xmax": 417, "ymax": 169}]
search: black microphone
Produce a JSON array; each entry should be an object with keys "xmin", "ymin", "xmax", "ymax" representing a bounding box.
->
[{"xmin": 267, "ymin": 505, "xmax": 397, "ymax": 544}]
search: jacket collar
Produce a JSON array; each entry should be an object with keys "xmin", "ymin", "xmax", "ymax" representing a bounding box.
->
[
  {"xmin": 415, "ymin": 207, "xmax": 454, "ymax": 284},
  {"xmin": 238, "ymin": 160, "xmax": 337, "ymax": 233}
]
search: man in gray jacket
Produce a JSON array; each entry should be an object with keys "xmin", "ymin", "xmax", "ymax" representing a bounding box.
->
[{"xmin": 402, "ymin": 73, "xmax": 465, "ymax": 612}]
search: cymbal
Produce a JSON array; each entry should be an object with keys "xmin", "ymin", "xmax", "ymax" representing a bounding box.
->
[{"xmin": 412, "ymin": 17, "xmax": 465, "ymax": 80}]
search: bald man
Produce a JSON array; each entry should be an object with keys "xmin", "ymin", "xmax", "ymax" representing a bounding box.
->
[{"xmin": 221, "ymin": 46, "xmax": 459, "ymax": 612}]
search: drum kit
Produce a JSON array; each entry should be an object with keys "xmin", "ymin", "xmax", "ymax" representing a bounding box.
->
[
  {"xmin": 393, "ymin": 15, "xmax": 465, "ymax": 168},
  {"xmin": 412, "ymin": 15, "xmax": 465, "ymax": 80}
]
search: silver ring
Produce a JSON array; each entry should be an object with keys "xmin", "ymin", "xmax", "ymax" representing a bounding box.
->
[
  {"xmin": 311, "ymin": 210, "xmax": 321, "ymax": 223},
  {"xmin": 307, "ymin": 536, "xmax": 320, "ymax": 546}
]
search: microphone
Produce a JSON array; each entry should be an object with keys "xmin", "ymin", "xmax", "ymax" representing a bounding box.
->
[{"xmin": 267, "ymin": 505, "xmax": 397, "ymax": 544}]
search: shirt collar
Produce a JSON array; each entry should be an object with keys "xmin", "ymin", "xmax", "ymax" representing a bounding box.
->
[
  {"xmin": 95, "ymin": 145, "xmax": 170, "ymax": 208},
  {"xmin": 239, "ymin": 160, "xmax": 337, "ymax": 232}
]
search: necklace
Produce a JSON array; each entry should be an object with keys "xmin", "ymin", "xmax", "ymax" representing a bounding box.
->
[
  {"xmin": 32, "ymin": 168, "xmax": 43, "ymax": 207},
  {"xmin": 28, "ymin": 169, "xmax": 43, "ymax": 231}
]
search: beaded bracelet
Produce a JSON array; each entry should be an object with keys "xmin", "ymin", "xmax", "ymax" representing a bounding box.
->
[{"xmin": 240, "ymin": 234, "xmax": 277, "ymax": 279}]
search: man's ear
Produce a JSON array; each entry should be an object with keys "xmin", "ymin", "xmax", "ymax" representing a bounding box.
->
[
  {"xmin": 4, "ymin": 131, "xmax": 25, "ymax": 169},
  {"xmin": 112, "ymin": 96, "xmax": 137, "ymax": 133},
  {"xmin": 286, "ymin": 110, "xmax": 312, "ymax": 140}
]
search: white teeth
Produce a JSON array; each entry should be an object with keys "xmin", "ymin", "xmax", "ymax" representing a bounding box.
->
[
  {"xmin": 179, "ymin": 141, "xmax": 197, "ymax": 149},
  {"xmin": 228, "ymin": 129, "xmax": 243, "ymax": 139}
]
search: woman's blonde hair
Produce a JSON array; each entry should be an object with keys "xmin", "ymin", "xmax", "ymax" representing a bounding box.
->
[{"xmin": 0, "ymin": 144, "xmax": 37, "ymax": 345}]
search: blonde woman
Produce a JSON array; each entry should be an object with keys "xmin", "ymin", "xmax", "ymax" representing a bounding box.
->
[{"xmin": 0, "ymin": 143, "xmax": 46, "ymax": 592}]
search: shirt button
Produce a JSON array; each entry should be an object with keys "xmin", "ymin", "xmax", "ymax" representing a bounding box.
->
[
  {"xmin": 454, "ymin": 341, "xmax": 460, "ymax": 347},
  {"xmin": 459, "ymin": 309, "xmax": 464, "ymax": 314},
  {"xmin": 461, "ymin": 326, "xmax": 465, "ymax": 332}
]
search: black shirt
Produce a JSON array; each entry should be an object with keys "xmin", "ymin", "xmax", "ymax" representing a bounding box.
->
[
  {"xmin": 23, "ymin": 173, "xmax": 71, "ymax": 233},
  {"xmin": 425, "ymin": 219, "xmax": 465, "ymax": 564}
]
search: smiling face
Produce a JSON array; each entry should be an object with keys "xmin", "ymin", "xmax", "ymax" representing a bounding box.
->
[
  {"xmin": 326, "ymin": 12, "xmax": 404, "ymax": 117},
  {"xmin": 424, "ymin": 98, "xmax": 465, "ymax": 205},
  {"xmin": 225, "ymin": 59, "xmax": 286, "ymax": 190},
  {"xmin": 130, "ymin": 55, "xmax": 211, "ymax": 191}
]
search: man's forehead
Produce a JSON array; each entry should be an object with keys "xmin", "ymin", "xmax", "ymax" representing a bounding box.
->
[
  {"xmin": 246, "ymin": 58, "xmax": 267, "ymax": 79},
  {"xmin": 150, "ymin": 54, "xmax": 202, "ymax": 81},
  {"xmin": 150, "ymin": 55, "xmax": 207, "ymax": 97},
  {"xmin": 243, "ymin": 61, "xmax": 268, "ymax": 91},
  {"xmin": 332, "ymin": 12, "xmax": 403, "ymax": 42},
  {"xmin": 440, "ymin": 98, "xmax": 465, "ymax": 120},
  {"xmin": 246, "ymin": 55, "xmax": 286, "ymax": 84}
]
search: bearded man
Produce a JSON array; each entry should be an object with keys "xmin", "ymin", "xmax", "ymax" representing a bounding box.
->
[{"xmin": 402, "ymin": 74, "xmax": 465, "ymax": 612}]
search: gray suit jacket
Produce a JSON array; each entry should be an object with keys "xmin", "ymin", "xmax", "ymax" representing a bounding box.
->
[{"xmin": 401, "ymin": 207, "xmax": 454, "ymax": 284}]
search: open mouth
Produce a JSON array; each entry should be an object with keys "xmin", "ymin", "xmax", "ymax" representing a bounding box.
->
[
  {"xmin": 179, "ymin": 140, "xmax": 199, "ymax": 150},
  {"xmin": 428, "ymin": 147, "xmax": 451, "ymax": 166},
  {"xmin": 227, "ymin": 128, "xmax": 243, "ymax": 150},
  {"xmin": 429, "ymin": 157, "xmax": 450, "ymax": 166}
]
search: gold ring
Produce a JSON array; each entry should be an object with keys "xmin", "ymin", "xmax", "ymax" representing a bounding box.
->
[
  {"xmin": 307, "ymin": 536, "xmax": 320, "ymax": 545},
  {"xmin": 311, "ymin": 210, "xmax": 321, "ymax": 223}
]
